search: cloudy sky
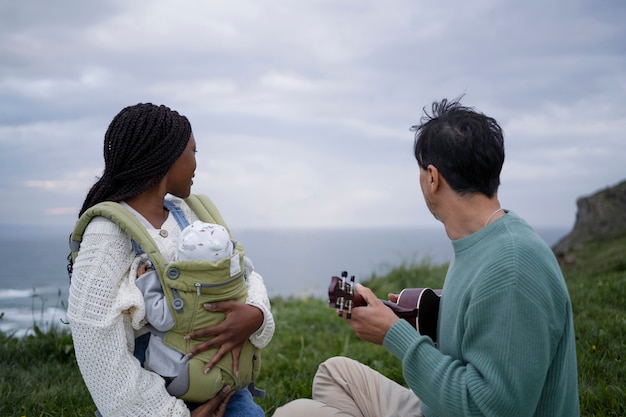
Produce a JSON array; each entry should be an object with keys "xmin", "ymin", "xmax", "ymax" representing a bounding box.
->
[{"xmin": 1, "ymin": 0, "xmax": 624, "ymax": 232}]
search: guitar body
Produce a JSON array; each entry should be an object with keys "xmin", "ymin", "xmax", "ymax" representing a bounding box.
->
[
  {"xmin": 328, "ymin": 272, "xmax": 442, "ymax": 344},
  {"xmin": 396, "ymin": 288, "xmax": 442, "ymax": 343}
]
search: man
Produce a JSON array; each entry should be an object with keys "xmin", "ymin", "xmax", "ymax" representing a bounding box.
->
[{"xmin": 273, "ymin": 98, "xmax": 580, "ymax": 417}]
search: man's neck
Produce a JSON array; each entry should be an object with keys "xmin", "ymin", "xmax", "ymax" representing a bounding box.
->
[{"xmin": 441, "ymin": 194, "xmax": 503, "ymax": 240}]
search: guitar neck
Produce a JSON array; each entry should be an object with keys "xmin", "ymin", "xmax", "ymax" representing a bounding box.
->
[{"xmin": 350, "ymin": 293, "xmax": 419, "ymax": 318}]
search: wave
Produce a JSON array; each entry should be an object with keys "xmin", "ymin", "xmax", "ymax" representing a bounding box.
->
[
  {"xmin": 0, "ymin": 289, "xmax": 36, "ymax": 299},
  {"xmin": 0, "ymin": 306, "xmax": 68, "ymax": 336},
  {"xmin": 0, "ymin": 287, "xmax": 65, "ymax": 300}
]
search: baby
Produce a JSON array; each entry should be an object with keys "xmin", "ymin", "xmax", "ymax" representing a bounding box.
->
[
  {"xmin": 137, "ymin": 220, "xmax": 234, "ymax": 275},
  {"xmin": 135, "ymin": 220, "xmax": 255, "ymax": 401}
]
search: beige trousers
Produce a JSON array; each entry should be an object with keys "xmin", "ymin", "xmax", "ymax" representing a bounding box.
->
[{"xmin": 272, "ymin": 356, "xmax": 423, "ymax": 417}]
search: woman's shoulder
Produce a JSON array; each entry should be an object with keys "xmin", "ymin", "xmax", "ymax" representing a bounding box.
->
[
  {"xmin": 84, "ymin": 215, "xmax": 127, "ymax": 235},
  {"xmin": 81, "ymin": 216, "xmax": 130, "ymax": 249},
  {"xmin": 72, "ymin": 216, "xmax": 134, "ymax": 274}
]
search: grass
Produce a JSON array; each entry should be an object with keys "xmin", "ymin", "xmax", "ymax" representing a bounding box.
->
[
  {"xmin": 1, "ymin": 236, "xmax": 624, "ymax": 416},
  {"xmin": 0, "ymin": 325, "xmax": 88, "ymax": 416},
  {"xmin": 562, "ymin": 234, "xmax": 626, "ymax": 416}
]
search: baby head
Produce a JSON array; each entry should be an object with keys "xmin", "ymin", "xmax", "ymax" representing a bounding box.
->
[{"xmin": 177, "ymin": 221, "xmax": 234, "ymax": 261}]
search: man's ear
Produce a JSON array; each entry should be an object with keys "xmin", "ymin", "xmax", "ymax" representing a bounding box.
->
[{"xmin": 426, "ymin": 164, "xmax": 440, "ymax": 191}]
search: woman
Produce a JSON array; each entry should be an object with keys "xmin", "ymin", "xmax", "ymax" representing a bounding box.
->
[{"xmin": 67, "ymin": 103, "xmax": 274, "ymax": 417}]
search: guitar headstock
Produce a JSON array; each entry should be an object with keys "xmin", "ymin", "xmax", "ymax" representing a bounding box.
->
[{"xmin": 328, "ymin": 271, "xmax": 362, "ymax": 319}]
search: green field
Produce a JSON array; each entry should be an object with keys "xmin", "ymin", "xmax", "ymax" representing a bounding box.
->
[{"xmin": 1, "ymin": 234, "xmax": 624, "ymax": 416}]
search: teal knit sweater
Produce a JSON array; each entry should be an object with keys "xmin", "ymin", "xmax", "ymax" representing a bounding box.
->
[{"xmin": 384, "ymin": 212, "xmax": 580, "ymax": 417}]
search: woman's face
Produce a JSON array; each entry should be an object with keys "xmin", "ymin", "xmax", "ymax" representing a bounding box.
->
[{"xmin": 166, "ymin": 133, "xmax": 197, "ymax": 198}]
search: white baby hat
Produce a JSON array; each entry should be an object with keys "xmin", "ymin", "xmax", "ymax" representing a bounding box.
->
[{"xmin": 177, "ymin": 221, "xmax": 234, "ymax": 261}]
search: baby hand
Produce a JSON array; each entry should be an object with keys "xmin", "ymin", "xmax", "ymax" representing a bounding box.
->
[{"xmin": 136, "ymin": 262, "xmax": 151, "ymax": 278}]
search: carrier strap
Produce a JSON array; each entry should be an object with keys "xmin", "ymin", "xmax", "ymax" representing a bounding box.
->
[
  {"xmin": 69, "ymin": 194, "xmax": 229, "ymax": 274},
  {"xmin": 130, "ymin": 199, "xmax": 191, "ymax": 256},
  {"xmin": 164, "ymin": 199, "xmax": 190, "ymax": 230},
  {"xmin": 183, "ymin": 194, "xmax": 230, "ymax": 236},
  {"xmin": 70, "ymin": 201, "xmax": 168, "ymax": 276}
]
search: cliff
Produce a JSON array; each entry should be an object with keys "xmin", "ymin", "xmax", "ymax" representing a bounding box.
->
[{"xmin": 552, "ymin": 179, "xmax": 626, "ymax": 261}]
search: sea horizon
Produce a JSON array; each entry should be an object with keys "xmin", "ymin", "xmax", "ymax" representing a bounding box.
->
[{"xmin": 0, "ymin": 225, "xmax": 569, "ymax": 336}]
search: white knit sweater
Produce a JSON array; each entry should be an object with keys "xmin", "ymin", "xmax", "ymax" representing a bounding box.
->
[{"xmin": 67, "ymin": 197, "xmax": 275, "ymax": 417}]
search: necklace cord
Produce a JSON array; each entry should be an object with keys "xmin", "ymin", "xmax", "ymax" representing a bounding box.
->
[{"xmin": 484, "ymin": 207, "xmax": 504, "ymax": 227}]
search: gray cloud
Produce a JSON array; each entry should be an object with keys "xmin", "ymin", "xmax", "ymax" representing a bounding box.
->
[{"xmin": 0, "ymin": 0, "xmax": 624, "ymax": 230}]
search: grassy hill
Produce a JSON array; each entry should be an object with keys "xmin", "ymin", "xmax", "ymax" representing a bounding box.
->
[{"xmin": 1, "ymin": 235, "xmax": 624, "ymax": 416}]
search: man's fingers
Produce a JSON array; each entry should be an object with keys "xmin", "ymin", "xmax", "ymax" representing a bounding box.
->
[{"xmin": 355, "ymin": 283, "xmax": 378, "ymax": 305}]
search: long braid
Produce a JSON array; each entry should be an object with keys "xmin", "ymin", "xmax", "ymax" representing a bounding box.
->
[{"xmin": 79, "ymin": 103, "xmax": 192, "ymax": 216}]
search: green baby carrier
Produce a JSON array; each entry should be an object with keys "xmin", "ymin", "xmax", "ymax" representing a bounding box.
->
[{"xmin": 69, "ymin": 194, "xmax": 262, "ymax": 402}]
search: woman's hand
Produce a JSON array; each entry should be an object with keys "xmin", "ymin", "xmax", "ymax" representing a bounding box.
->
[
  {"xmin": 185, "ymin": 301, "xmax": 263, "ymax": 374},
  {"xmin": 190, "ymin": 386, "xmax": 235, "ymax": 417}
]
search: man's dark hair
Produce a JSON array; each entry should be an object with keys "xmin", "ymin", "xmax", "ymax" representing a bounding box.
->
[
  {"xmin": 79, "ymin": 103, "xmax": 192, "ymax": 216},
  {"xmin": 412, "ymin": 98, "xmax": 505, "ymax": 197}
]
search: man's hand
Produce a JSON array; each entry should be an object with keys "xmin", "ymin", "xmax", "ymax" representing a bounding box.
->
[
  {"xmin": 190, "ymin": 386, "xmax": 235, "ymax": 417},
  {"xmin": 185, "ymin": 302, "xmax": 263, "ymax": 374},
  {"xmin": 344, "ymin": 284, "xmax": 399, "ymax": 345}
]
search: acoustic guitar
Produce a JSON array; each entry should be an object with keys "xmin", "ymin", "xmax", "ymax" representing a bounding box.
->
[{"xmin": 328, "ymin": 271, "xmax": 442, "ymax": 344}]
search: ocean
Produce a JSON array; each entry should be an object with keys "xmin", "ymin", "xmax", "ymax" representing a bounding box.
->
[{"xmin": 0, "ymin": 226, "xmax": 568, "ymax": 336}]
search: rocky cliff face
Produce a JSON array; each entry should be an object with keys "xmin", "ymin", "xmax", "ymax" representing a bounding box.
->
[{"xmin": 552, "ymin": 179, "xmax": 626, "ymax": 259}]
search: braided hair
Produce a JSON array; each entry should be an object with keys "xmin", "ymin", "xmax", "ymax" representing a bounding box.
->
[{"xmin": 79, "ymin": 103, "xmax": 192, "ymax": 216}]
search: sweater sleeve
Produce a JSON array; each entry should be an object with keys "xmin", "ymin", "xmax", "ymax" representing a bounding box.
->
[
  {"xmin": 245, "ymin": 270, "xmax": 275, "ymax": 348},
  {"xmin": 384, "ymin": 278, "xmax": 560, "ymax": 417},
  {"xmin": 67, "ymin": 217, "xmax": 190, "ymax": 417}
]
